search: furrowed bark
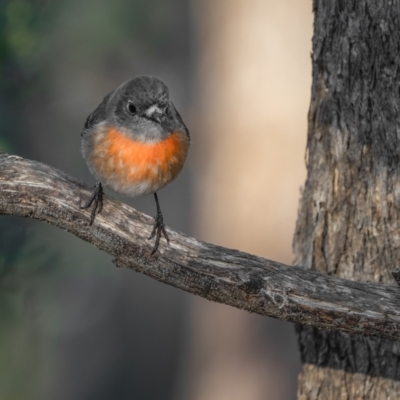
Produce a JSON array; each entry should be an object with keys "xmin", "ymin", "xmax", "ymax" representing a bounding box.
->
[
  {"xmin": 293, "ymin": 0, "xmax": 400, "ymax": 398},
  {"xmin": 1, "ymin": 152, "xmax": 400, "ymax": 343}
]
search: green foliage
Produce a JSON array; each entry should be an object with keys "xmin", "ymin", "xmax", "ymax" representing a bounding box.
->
[
  {"xmin": 0, "ymin": 0, "xmax": 49, "ymax": 91},
  {"xmin": 3, "ymin": 0, "xmax": 39, "ymax": 60},
  {"xmin": 0, "ymin": 0, "xmax": 43, "ymax": 150}
]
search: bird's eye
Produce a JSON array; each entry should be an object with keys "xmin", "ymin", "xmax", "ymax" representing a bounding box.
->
[{"xmin": 127, "ymin": 101, "xmax": 137, "ymax": 115}]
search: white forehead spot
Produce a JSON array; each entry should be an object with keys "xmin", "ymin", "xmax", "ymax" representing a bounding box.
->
[{"xmin": 145, "ymin": 104, "xmax": 162, "ymax": 117}]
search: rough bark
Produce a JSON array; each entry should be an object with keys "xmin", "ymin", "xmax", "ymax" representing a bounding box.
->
[
  {"xmin": 1, "ymin": 153, "xmax": 400, "ymax": 342},
  {"xmin": 293, "ymin": 1, "xmax": 400, "ymax": 398}
]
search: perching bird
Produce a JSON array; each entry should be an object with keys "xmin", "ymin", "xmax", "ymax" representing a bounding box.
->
[{"xmin": 80, "ymin": 76, "xmax": 190, "ymax": 254}]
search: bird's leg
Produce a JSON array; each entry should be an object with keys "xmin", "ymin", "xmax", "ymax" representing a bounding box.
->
[
  {"xmin": 149, "ymin": 192, "xmax": 169, "ymax": 254},
  {"xmin": 80, "ymin": 181, "xmax": 104, "ymax": 225}
]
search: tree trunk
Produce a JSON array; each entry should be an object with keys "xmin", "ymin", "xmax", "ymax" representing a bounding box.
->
[{"xmin": 294, "ymin": 1, "xmax": 400, "ymax": 399}]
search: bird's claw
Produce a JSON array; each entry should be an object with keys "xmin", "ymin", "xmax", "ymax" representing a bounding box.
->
[
  {"xmin": 80, "ymin": 181, "xmax": 103, "ymax": 225},
  {"xmin": 149, "ymin": 212, "xmax": 169, "ymax": 255}
]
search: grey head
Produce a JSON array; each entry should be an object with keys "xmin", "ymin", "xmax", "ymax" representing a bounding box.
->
[{"xmin": 103, "ymin": 75, "xmax": 189, "ymax": 142}]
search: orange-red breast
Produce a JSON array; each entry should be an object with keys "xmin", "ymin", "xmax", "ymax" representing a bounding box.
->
[{"xmin": 80, "ymin": 76, "xmax": 190, "ymax": 254}]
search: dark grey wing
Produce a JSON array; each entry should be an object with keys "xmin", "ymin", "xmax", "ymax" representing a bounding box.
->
[
  {"xmin": 169, "ymin": 101, "xmax": 190, "ymax": 139},
  {"xmin": 81, "ymin": 90, "xmax": 114, "ymax": 137}
]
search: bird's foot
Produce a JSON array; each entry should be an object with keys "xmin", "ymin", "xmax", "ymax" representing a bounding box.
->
[
  {"xmin": 80, "ymin": 181, "xmax": 103, "ymax": 225},
  {"xmin": 148, "ymin": 211, "xmax": 169, "ymax": 255}
]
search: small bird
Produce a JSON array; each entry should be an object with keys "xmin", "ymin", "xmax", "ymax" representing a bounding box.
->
[{"xmin": 80, "ymin": 76, "xmax": 190, "ymax": 254}]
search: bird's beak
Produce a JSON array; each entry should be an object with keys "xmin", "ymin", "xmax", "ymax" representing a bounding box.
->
[{"xmin": 144, "ymin": 104, "xmax": 164, "ymax": 124}]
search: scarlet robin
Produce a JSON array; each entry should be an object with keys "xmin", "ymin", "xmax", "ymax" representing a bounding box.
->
[{"xmin": 80, "ymin": 76, "xmax": 190, "ymax": 254}]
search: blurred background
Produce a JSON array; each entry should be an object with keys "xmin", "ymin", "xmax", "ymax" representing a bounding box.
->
[{"xmin": 0, "ymin": 0, "xmax": 312, "ymax": 399}]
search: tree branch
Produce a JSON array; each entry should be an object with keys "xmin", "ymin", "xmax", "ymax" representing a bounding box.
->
[{"xmin": 1, "ymin": 152, "xmax": 400, "ymax": 340}]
